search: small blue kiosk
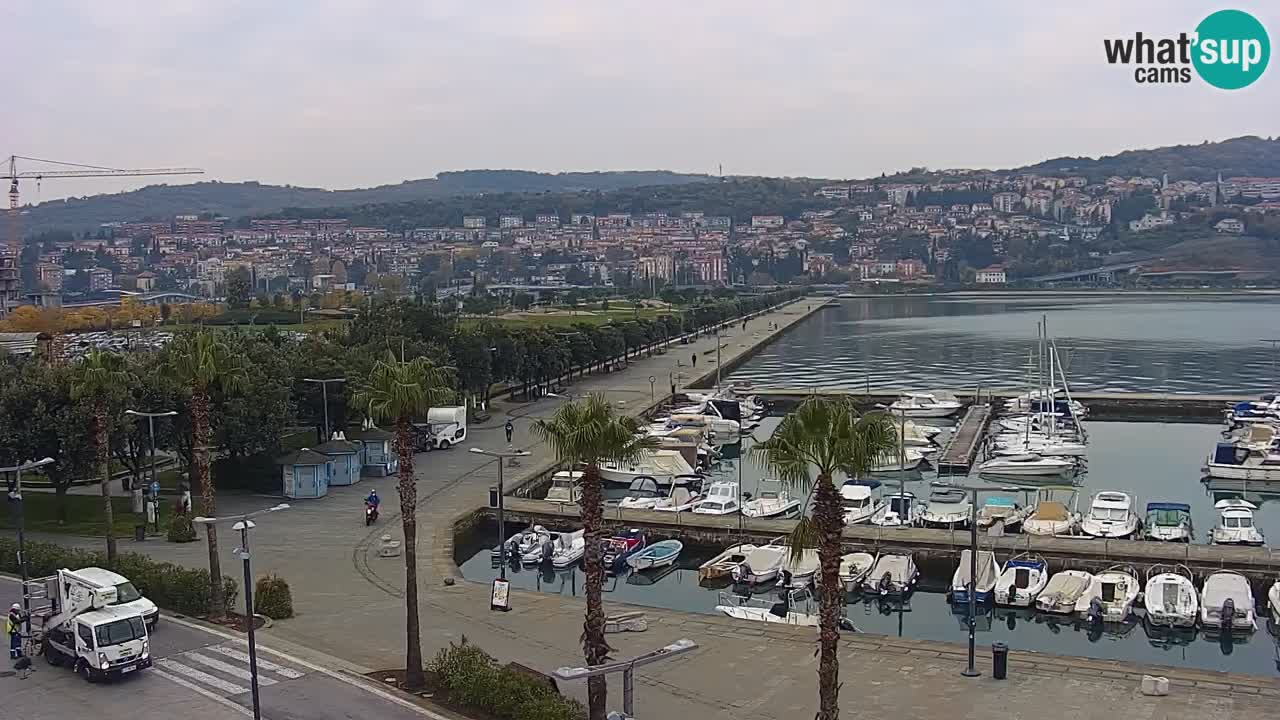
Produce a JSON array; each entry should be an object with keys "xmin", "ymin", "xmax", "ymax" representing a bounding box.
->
[
  {"xmin": 314, "ymin": 432, "xmax": 363, "ymax": 487},
  {"xmin": 278, "ymin": 448, "xmax": 334, "ymax": 499},
  {"xmin": 348, "ymin": 422, "xmax": 398, "ymax": 478}
]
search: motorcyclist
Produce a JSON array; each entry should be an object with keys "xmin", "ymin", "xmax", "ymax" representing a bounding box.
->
[{"xmin": 365, "ymin": 490, "xmax": 380, "ymax": 519}]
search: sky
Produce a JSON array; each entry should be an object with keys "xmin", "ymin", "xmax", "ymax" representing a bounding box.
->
[{"xmin": 7, "ymin": 1, "xmax": 1279, "ymax": 202}]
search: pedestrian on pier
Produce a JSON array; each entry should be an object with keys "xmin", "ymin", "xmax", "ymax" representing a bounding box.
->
[
  {"xmin": 692, "ymin": 353, "xmax": 697, "ymax": 368},
  {"xmin": 505, "ymin": 419, "xmax": 514, "ymax": 445}
]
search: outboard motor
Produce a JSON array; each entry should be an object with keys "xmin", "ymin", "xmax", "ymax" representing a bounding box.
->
[
  {"xmin": 539, "ymin": 540, "xmax": 555, "ymax": 566},
  {"xmin": 778, "ymin": 569, "xmax": 793, "ymax": 592},
  {"xmin": 877, "ymin": 571, "xmax": 893, "ymax": 596},
  {"xmin": 1221, "ymin": 597, "xmax": 1236, "ymax": 634},
  {"xmin": 1087, "ymin": 597, "xmax": 1103, "ymax": 626}
]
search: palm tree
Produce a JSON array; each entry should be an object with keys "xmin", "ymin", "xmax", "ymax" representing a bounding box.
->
[
  {"xmin": 353, "ymin": 351, "xmax": 453, "ymax": 689},
  {"xmin": 70, "ymin": 350, "xmax": 131, "ymax": 564},
  {"xmin": 750, "ymin": 397, "xmax": 897, "ymax": 720},
  {"xmin": 533, "ymin": 394, "xmax": 656, "ymax": 720},
  {"xmin": 162, "ymin": 331, "xmax": 247, "ymax": 619}
]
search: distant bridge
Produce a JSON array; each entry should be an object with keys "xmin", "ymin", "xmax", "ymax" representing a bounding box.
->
[{"xmin": 1026, "ymin": 261, "xmax": 1146, "ymax": 284}]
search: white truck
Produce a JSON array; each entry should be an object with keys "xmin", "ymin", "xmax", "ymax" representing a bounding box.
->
[
  {"xmin": 424, "ymin": 406, "xmax": 467, "ymax": 450},
  {"xmin": 26, "ymin": 568, "xmax": 153, "ymax": 682}
]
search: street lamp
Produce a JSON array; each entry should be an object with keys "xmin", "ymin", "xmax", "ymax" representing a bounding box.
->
[
  {"xmin": 553, "ymin": 638, "xmax": 698, "ymax": 719},
  {"xmin": 3, "ymin": 456, "xmax": 55, "ymax": 646},
  {"xmin": 125, "ymin": 409, "xmax": 178, "ymax": 524},
  {"xmin": 302, "ymin": 378, "xmax": 346, "ymax": 440},
  {"xmin": 192, "ymin": 503, "xmax": 289, "ymax": 720},
  {"xmin": 469, "ymin": 447, "xmax": 531, "ymax": 583}
]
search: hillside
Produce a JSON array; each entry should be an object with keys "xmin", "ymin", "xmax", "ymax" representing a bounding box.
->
[
  {"xmin": 1012, "ymin": 135, "xmax": 1280, "ymax": 183},
  {"xmin": 20, "ymin": 169, "xmax": 714, "ymax": 233}
]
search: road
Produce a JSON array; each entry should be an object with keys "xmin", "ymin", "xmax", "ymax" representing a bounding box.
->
[{"xmin": 0, "ymin": 578, "xmax": 450, "ymax": 720}]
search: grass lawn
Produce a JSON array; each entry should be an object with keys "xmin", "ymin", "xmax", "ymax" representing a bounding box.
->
[{"xmin": 1, "ymin": 493, "xmax": 173, "ymax": 538}]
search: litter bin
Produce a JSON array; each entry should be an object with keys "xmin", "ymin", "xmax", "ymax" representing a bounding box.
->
[
  {"xmin": 135, "ymin": 524, "xmax": 147, "ymax": 542},
  {"xmin": 488, "ymin": 486, "xmax": 499, "ymax": 508},
  {"xmin": 992, "ymin": 642, "xmax": 1008, "ymax": 680}
]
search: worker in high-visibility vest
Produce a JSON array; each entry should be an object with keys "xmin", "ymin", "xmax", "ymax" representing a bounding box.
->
[{"xmin": 6, "ymin": 603, "xmax": 22, "ymax": 659}]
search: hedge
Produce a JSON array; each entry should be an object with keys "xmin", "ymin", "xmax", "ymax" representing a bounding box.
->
[
  {"xmin": 167, "ymin": 515, "xmax": 198, "ymax": 543},
  {"xmin": 254, "ymin": 575, "xmax": 294, "ymax": 619},
  {"xmin": 429, "ymin": 640, "xmax": 585, "ymax": 720},
  {"xmin": 0, "ymin": 537, "xmax": 239, "ymax": 618}
]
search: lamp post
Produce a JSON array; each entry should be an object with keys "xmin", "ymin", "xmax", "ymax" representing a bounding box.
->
[
  {"xmin": 125, "ymin": 409, "xmax": 177, "ymax": 522},
  {"xmin": 553, "ymin": 639, "xmax": 698, "ymax": 719},
  {"xmin": 3, "ymin": 456, "xmax": 55, "ymax": 645},
  {"xmin": 193, "ymin": 503, "xmax": 290, "ymax": 720},
  {"xmin": 302, "ymin": 378, "xmax": 346, "ymax": 440},
  {"xmin": 469, "ymin": 446, "xmax": 531, "ymax": 582}
]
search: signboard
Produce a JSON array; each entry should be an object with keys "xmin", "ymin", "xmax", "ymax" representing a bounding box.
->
[
  {"xmin": 491, "ymin": 579, "xmax": 511, "ymax": 612},
  {"xmin": 150, "ymin": 480, "xmax": 161, "ymax": 497}
]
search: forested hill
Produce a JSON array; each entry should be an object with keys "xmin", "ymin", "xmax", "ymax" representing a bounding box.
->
[
  {"xmin": 21, "ymin": 169, "xmax": 714, "ymax": 233},
  {"xmin": 1011, "ymin": 135, "xmax": 1280, "ymax": 183}
]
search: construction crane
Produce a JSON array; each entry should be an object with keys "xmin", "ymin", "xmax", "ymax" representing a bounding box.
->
[{"xmin": 1, "ymin": 155, "xmax": 203, "ymax": 313}]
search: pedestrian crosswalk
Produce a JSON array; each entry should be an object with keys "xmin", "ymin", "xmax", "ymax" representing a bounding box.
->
[{"xmin": 153, "ymin": 641, "xmax": 308, "ymax": 698}]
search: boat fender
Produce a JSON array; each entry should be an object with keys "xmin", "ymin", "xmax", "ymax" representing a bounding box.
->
[
  {"xmin": 1221, "ymin": 598, "xmax": 1235, "ymax": 632},
  {"xmin": 1087, "ymin": 597, "xmax": 1103, "ymax": 625}
]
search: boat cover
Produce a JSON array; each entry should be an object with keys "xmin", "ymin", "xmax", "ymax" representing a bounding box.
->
[
  {"xmin": 953, "ymin": 550, "xmax": 998, "ymax": 590},
  {"xmin": 1033, "ymin": 501, "xmax": 1069, "ymax": 521}
]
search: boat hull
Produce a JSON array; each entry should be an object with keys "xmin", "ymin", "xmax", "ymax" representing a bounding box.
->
[{"xmin": 1204, "ymin": 463, "xmax": 1280, "ymax": 482}]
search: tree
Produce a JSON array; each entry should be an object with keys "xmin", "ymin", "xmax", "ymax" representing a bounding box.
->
[
  {"xmin": 162, "ymin": 331, "xmax": 248, "ymax": 620},
  {"xmin": 225, "ymin": 266, "xmax": 253, "ymax": 309},
  {"xmin": 749, "ymin": 397, "xmax": 896, "ymax": 720},
  {"xmin": 353, "ymin": 352, "xmax": 453, "ymax": 690},
  {"xmin": 532, "ymin": 395, "xmax": 656, "ymax": 720},
  {"xmin": 70, "ymin": 351, "xmax": 132, "ymax": 564}
]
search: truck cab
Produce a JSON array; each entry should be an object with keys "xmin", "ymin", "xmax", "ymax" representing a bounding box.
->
[
  {"xmin": 43, "ymin": 606, "xmax": 152, "ymax": 681},
  {"xmin": 424, "ymin": 406, "xmax": 467, "ymax": 450}
]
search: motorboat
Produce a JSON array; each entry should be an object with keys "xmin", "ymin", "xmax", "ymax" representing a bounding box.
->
[
  {"xmin": 992, "ymin": 436, "xmax": 1088, "ymax": 458},
  {"xmin": 1142, "ymin": 502, "xmax": 1193, "ymax": 543},
  {"xmin": 840, "ymin": 480, "xmax": 884, "ymax": 525},
  {"xmin": 651, "ymin": 476, "xmax": 704, "ymax": 513},
  {"xmin": 617, "ymin": 476, "xmax": 665, "ymax": 510},
  {"xmin": 979, "ymin": 453, "xmax": 1075, "ymax": 478},
  {"xmin": 779, "ymin": 548, "xmax": 820, "ymax": 589},
  {"xmin": 1079, "ymin": 491, "xmax": 1139, "ymax": 539},
  {"xmin": 897, "ymin": 420, "xmax": 941, "ymax": 447},
  {"xmin": 997, "ymin": 413, "xmax": 1080, "ymax": 437},
  {"xmin": 862, "ymin": 552, "xmax": 918, "ymax": 597},
  {"xmin": 731, "ymin": 539, "xmax": 787, "ymax": 584},
  {"xmin": 1225, "ymin": 396, "xmax": 1280, "ymax": 426},
  {"xmin": 1200, "ymin": 571, "xmax": 1257, "ymax": 633},
  {"xmin": 697, "ymin": 543, "xmax": 756, "ymax": 582},
  {"xmin": 950, "ymin": 549, "xmax": 999, "ymax": 604},
  {"xmin": 626, "ymin": 539, "xmax": 683, "ymax": 571},
  {"xmin": 493, "ymin": 525, "xmax": 549, "ymax": 560},
  {"xmin": 1021, "ymin": 488, "xmax": 1080, "ymax": 536},
  {"xmin": 1203, "ymin": 437, "xmax": 1280, "ymax": 482},
  {"xmin": 544, "ymin": 470, "xmax": 584, "ymax": 504},
  {"xmin": 1268, "ymin": 580, "xmax": 1280, "ymax": 625},
  {"xmin": 601, "ymin": 529, "xmax": 646, "ymax": 574},
  {"xmin": 920, "ymin": 487, "xmax": 972, "ymax": 529},
  {"xmin": 870, "ymin": 491, "xmax": 920, "ymax": 527},
  {"xmin": 976, "ymin": 496, "xmax": 1027, "ymax": 531},
  {"xmin": 1143, "ymin": 564, "xmax": 1198, "ymax": 629},
  {"xmin": 668, "ymin": 398, "xmax": 746, "ymax": 438},
  {"xmin": 691, "ymin": 481, "xmax": 741, "ymax": 515},
  {"xmin": 1078, "ymin": 565, "xmax": 1140, "ymax": 623},
  {"xmin": 1209, "ymin": 498, "xmax": 1265, "ymax": 546},
  {"xmin": 525, "ymin": 529, "xmax": 584, "ymax": 568},
  {"xmin": 600, "ymin": 449, "xmax": 699, "ymax": 486},
  {"xmin": 1036, "ymin": 569, "xmax": 1094, "ymax": 614},
  {"xmin": 994, "ymin": 554, "xmax": 1048, "ymax": 607},
  {"xmin": 838, "ymin": 552, "xmax": 876, "ymax": 592},
  {"xmin": 889, "ymin": 391, "xmax": 962, "ymax": 418},
  {"xmin": 741, "ymin": 480, "xmax": 802, "ymax": 519},
  {"xmin": 870, "ymin": 447, "xmax": 927, "ymax": 472},
  {"xmin": 715, "ymin": 588, "xmax": 855, "ymax": 630}
]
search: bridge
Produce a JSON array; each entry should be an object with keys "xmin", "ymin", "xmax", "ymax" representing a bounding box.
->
[{"xmin": 1025, "ymin": 260, "xmax": 1146, "ymax": 284}]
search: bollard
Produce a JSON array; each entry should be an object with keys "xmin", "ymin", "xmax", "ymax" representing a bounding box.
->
[{"xmin": 992, "ymin": 642, "xmax": 1008, "ymax": 680}]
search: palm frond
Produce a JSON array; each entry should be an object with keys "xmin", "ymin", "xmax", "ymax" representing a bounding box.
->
[
  {"xmin": 353, "ymin": 350, "xmax": 455, "ymax": 425},
  {"xmin": 532, "ymin": 393, "xmax": 655, "ymax": 467},
  {"xmin": 787, "ymin": 516, "xmax": 819, "ymax": 564}
]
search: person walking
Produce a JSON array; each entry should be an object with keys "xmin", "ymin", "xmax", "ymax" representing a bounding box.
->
[
  {"xmin": 504, "ymin": 419, "xmax": 514, "ymax": 445},
  {"xmin": 691, "ymin": 353, "xmax": 697, "ymax": 368},
  {"xmin": 8, "ymin": 603, "xmax": 23, "ymax": 660}
]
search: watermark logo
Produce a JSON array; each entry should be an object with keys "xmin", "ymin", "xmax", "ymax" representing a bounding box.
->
[{"xmin": 1103, "ymin": 9, "xmax": 1269, "ymax": 89}]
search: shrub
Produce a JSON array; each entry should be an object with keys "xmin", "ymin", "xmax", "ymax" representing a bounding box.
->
[
  {"xmin": 429, "ymin": 640, "xmax": 585, "ymax": 720},
  {"xmin": 167, "ymin": 515, "xmax": 198, "ymax": 542},
  {"xmin": 254, "ymin": 575, "xmax": 294, "ymax": 619}
]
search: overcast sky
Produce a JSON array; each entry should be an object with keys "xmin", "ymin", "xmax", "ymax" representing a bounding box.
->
[{"xmin": 8, "ymin": 1, "xmax": 1278, "ymax": 201}]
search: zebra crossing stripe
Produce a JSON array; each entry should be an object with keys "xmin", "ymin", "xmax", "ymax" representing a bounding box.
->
[
  {"xmin": 185, "ymin": 651, "xmax": 279, "ymax": 686},
  {"xmin": 156, "ymin": 658, "xmax": 250, "ymax": 695},
  {"xmin": 207, "ymin": 644, "xmax": 305, "ymax": 679}
]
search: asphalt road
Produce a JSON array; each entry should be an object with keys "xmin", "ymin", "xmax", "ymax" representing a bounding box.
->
[{"xmin": 0, "ymin": 577, "xmax": 446, "ymax": 720}]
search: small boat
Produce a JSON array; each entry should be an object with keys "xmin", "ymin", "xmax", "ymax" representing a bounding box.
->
[
  {"xmin": 697, "ymin": 543, "xmax": 757, "ymax": 582},
  {"xmin": 626, "ymin": 539, "xmax": 683, "ymax": 571},
  {"xmin": 920, "ymin": 487, "xmax": 972, "ymax": 529},
  {"xmin": 617, "ymin": 476, "xmax": 665, "ymax": 510},
  {"xmin": 950, "ymin": 549, "xmax": 999, "ymax": 604},
  {"xmin": 732, "ymin": 539, "xmax": 787, "ymax": 584},
  {"xmin": 715, "ymin": 588, "xmax": 856, "ymax": 630},
  {"xmin": 1203, "ymin": 436, "xmax": 1280, "ymax": 482},
  {"xmin": 741, "ymin": 481, "xmax": 802, "ymax": 519},
  {"xmin": 889, "ymin": 391, "xmax": 962, "ymax": 418},
  {"xmin": 544, "ymin": 470, "xmax": 584, "ymax": 504},
  {"xmin": 1142, "ymin": 502, "xmax": 1193, "ymax": 543},
  {"xmin": 1268, "ymin": 580, "xmax": 1280, "ymax": 625},
  {"xmin": 992, "ymin": 437, "xmax": 1088, "ymax": 457},
  {"xmin": 1209, "ymin": 499, "xmax": 1265, "ymax": 546},
  {"xmin": 977, "ymin": 496, "xmax": 1027, "ymax": 531},
  {"xmin": 1036, "ymin": 569, "xmax": 1094, "ymax": 614},
  {"xmin": 994, "ymin": 553, "xmax": 1048, "ymax": 607},
  {"xmin": 778, "ymin": 548, "xmax": 820, "ymax": 589},
  {"xmin": 897, "ymin": 420, "xmax": 941, "ymax": 447},
  {"xmin": 979, "ymin": 453, "xmax": 1075, "ymax": 478},
  {"xmin": 493, "ymin": 525, "xmax": 548, "ymax": 559},
  {"xmin": 870, "ymin": 491, "xmax": 920, "ymax": 527},
  {"xmin": 550, "ymin": 530, "xmax": 586, "ymax": 568},
  {"xmin": 1143, "ymin": 564, "xmax": 1198, "ymax": 629},
  {"xmin": 840, "ymin": 480, "xmax": 884, "ymax": 525},
  {"xmin": 600, "ymin": 449, "xmax": 699, "ymax": 486},
  {"xmin": 838, "ymin": 552, "xmax": 876, "ymax": 593},
  {"xmin": 1079, "ymin": 491, "xmax": 1139, "ymax": 539},
  {"xmin": 691, "ymin": 481, "xmax": 741, "ymax": 515},
  {"xmin": 1200, "ymin": 571, "xmax": 1257, "ymax": 633},
  {"xmin": 862, "ymin": 552, "xmax": 918, "ymax": 597},
  {"xmin": 870, "ymin": 447, "xmax": 927, "ymax": 472},
  {"xmin": 602, "ymin": 529, "xmax": 646, "ymax": 574},
  {"xmin": 1021, "ymin": 488, "xmax": 1080, "ymax": 536},
  {"xmin": 651, "ymin": 476, "xmax": 704, "ymax": 513},
  {"xmin": 1078, "ymin": 565, "xmax": 1140, "ymax": 623}
]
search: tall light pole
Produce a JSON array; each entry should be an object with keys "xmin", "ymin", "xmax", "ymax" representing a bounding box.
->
[
  {"xmin": 193, "ymin": 503, "xmax": 290, "ymax": 720},
  {"xmin": 3, "ymin": 457, "xmax": 55, "ymax": 645},
  {"xmin": 469, "ymin": 446, "xmax": 531, "ymax": 582},
  {"xmin": 302, "ymin": 378, "xmax": 346, "ymax": 440},
  {"xmin": 125, "ymin": 409, "xmax": 177, "ymax": 520}
]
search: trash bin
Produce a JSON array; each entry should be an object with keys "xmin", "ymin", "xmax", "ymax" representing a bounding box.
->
[
  {"xmin": 488, "ymin": 486, "xmax": 499, "ymax": 508},
  {"xmin": 992, "ymin": 642, "xmax": 1008, "ymax": 680},
  {"xmin": 135, "ymin": 524, "xmax": 147, "ymax": 542}
]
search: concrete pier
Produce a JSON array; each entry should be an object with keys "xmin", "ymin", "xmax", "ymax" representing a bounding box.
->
[{"xmin": 935, "ymin": 403, "xmax": 992, "ymax": 473}]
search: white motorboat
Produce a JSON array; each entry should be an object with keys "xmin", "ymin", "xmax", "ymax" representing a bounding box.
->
[
  {"xmin": 950, "ymin": 549, "xmax": 999, "ymax": 604},
  {"xmin": 840, "ymin": 480, "xmax": 884, "ymax": 525},
  {"xmin": 651, "ymin": 476, "xmax": 704, "ymax": 513},
  {"xmin": 714, "ymin": 588, "xmax": 855, "ymax": 630},
  {"xmin": 1021, "ymin": 488, "xmax": 1080, "ymax": 536},
  {"xmin": 617, "ymin": 476, "xmax": 665, "ymax": 510},
  {"xmin": 1203, "ymin": 438, "xmax": 1280, "ymax": 482},
  {"xmin": 550, "ymin": 530, "xmax": 586, "ymax": 568},
  {"xmin": 870, "ymin": 447, "xmax": 926, "ymax": 472},
  {"xmin": 994, "ymin": 554, "xmax": 1049, "ymax": 607},
  {"xmin": 838, "ymin": 552, "xmax": 876, "ymax": 593},
  {"xmin": 1142, "ymin": 502, "xmax": 1193, "ymax": 542},
  {"xmin": 1200, "ymin": 571, "xmax": 1257, "ymax": 633},
  {"xmin": 979, "ymin": 453, "xmax": 1075, "ymax": 478},
  {"xmin": 889, "ymin": 391, "xmax": 962, "ymax": 418},
  {"xmin": 1036, "ymin": 570, "xmax": 1094, "ymax": 614},
  {"xmin": 600, "ymin": 449, "xmax": 698, "ymax": 486},
  {"xmin": 862, "ymin": 552, "xmax": 918, "ymax": 596},
  {"xmin": 731, "ymin": 539, "xmax": 787, "ymax": 585},
  {"xmin": 1078, "ymin": 565, "xmax": 1140, "ymax": 623},
  {"xmin": 920, "ymin": 487, "xmax": 972, "ymax": 529},
  {"xmin": 691, "ymin": 481, "xmax": 741, "ymax": 515},
  {"xmin": 997, "ymin": 414, "xmax": 1080, "ymax": 437},
  {"xmin": 992, "ymin": 436, "xmax": 1088, "ymax": 458},
  {"xmin": 697, "ymin": 543, "xmax": 756, "ymax": 582},
  {"xmin": 670, "ymin": 398, "xmax": 747, "ymax": 438},
  {"xmin": 1209, "ymin": 498, "xmax": 1265, "ymax": 546},
  {"xmin": 779, "ymin": 548, "xmax": 820, "ymax": 589},
  {"xmin": 1143, "ymin": 564, "xmax": 1199, "ymax": 629},
  {"xmin": 1268, "ymin": 580, "xmax": 1280, "ymax": 626},
  {"xmin": 544, "ymin": 470, "xmax": 584, "ymax": 504},
  {"xmin": 976, "ymin": 496, "xmax": 1027, "ymax": 531},
  {"xmin": 626, "ymin": 539, "xmax": 683, "ymax": 571},
  {"xmin": 494, "ymin": 525, "xmax": 549, "ymax": 560},
  {"xmin": 870, "ymin": 491, "xmax": 920, "ymax": 527},
  {"xmin": 897, "ymin": 420, "xmax": 941, "ymax": 447},
  {"xmin": 741, "ymin": 481, "xmax": 802, "ymax": 519},
  {"xmin": 1079, "ymin": 491, "xmax": 1139, "ymax": 539}
]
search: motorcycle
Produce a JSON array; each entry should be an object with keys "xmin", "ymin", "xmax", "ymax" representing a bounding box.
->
[{"xmin": 365, "ymin": 503, "xmax": 379, "ymax": 526}]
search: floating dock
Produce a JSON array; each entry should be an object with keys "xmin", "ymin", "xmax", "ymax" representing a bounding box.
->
[{"xmin": 934, "ymin": 404, "xmax": 991, "ymax": 474}]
